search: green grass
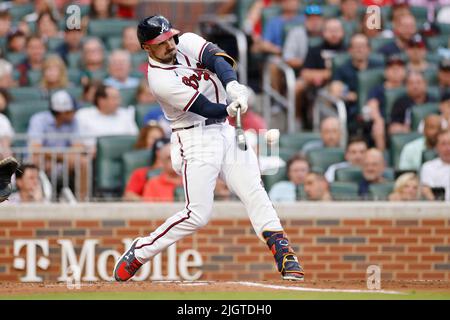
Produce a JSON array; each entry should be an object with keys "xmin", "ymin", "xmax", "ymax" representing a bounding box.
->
[{"xmin": 1, "ymin": 291, "xmax": 450, "ymax": 300}]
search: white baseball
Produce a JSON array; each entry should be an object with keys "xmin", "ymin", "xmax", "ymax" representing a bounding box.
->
[{"xmin": 265, "ymin": 129, "xmax": 280, "ymax": 144}]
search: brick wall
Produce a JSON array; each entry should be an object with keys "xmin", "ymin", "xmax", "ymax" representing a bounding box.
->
[{"xmin": 1, "ymin": 207, "xmax": 450, "ymax": 282}]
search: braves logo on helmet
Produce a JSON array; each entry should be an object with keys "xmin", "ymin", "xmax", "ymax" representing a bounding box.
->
[
  {"xmin": 160, "ymin": 22, "xmax": 169, "ymax": 34},
  {"xmin": 137, "ymin": 15, "xmax": 180, "ymax": 46}
]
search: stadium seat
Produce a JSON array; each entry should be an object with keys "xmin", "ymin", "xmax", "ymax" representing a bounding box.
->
[
  {"xmin": 437, "ymin": 23, "xmax": 450, "ymax": 35},
  {"xmin": 306, "ymin": 148, "xmax": 345, "ymax": 174},
  {"xmin": 357, "ymin": 68, "xmax": 385, "ymax": 109},
  {"xmin": 329, "ymin": 182, "xmax": 359, "ymax": 201},
  {"xmin": 278, "ymin": 147, "xmax": 297, "ymax": 162},
  {"xmin": 106, "ymin": 36, "xmax": 123, "ymax": 51},
  {"xmin": 131, "ymin": 52, "xmax": 148, "ymax": 69},
  {"xmin": 410, "ymin": 6, "xmax": 428, "ymax": 22},
  {"xmin": 174, "ymin": 186, "xmax": 185, "ymax": 202},
  {"xmin": 121, "ymin": 149, "xmax": 152, "ymax": 187},
  {"xmin": 66, "ymin": 86, "xmax": 83, "ymax": 100},
  {"xmin": 384, "ymin": 87, "xmax": 407, "ymax": 123},
  {"xmin": 68, "ymin": 69, "xmax": 82, "ymax": 84},
  {"xmin": 369, "ymin": 182, "xmax": 395, "ymax": 200},
  {"xmin": 135, "ymin": 103, "xmax": 161, "ymax": 128},
  {"xmin": 67, "ymin": 52, "xmax": 81, "ymax": 68},
  {"xmin": 296, "ymin": 184, "xmax": 305, "ymax": 200},
  {"xmin": 9, "ymin": 3, "xmax": 34, "ymax": 21},
  {"xmin": 279, "ymin": 131, "xmax": 321, "ymax": 151},
  {"xmin": 235, "ymin": 0, "xmax": 256, "ymax": 30},
  {"xmin": 7, "ymin": 87, "xmax": 46, "ymax": 101},
  {"xmin": 95, "ymin": 135, "xmax": 137, "ymax": 195},
  {"xmin": 422, "ymin": 149, "xmax": 438, "ymax": 163},
  {"xmin": 335, "ymin": 167, "xmax": 363, "ymax": 183},
  {"xmin": 5, "ymin": 52, "xmax": 26, "ymax": 66},
  {"xmin": 335, "ymin": 167, "xmax": 395, "ymax": 183},
  {"xmin": 308, "ymin": 36, "xmax": 323, "ymax": 48},
  {"xmin": 370, "ymin": 37, "xmax": 395, "ymax": 52},
  {"xmin": 6, "ymin": 100, "xmax": 49, "ymax": 133},
  {"xmin": 427, "ymin": 35, "xmax": 449, "ymax": 51},
  {"xmin": 27, "ymin": 70, "xmax": 42, "ymax": 86},
  {"xmin": 88, "ymin": 19, "xmax": 135, "ymax": 40},
  {"xmin": 390, "ymin": 133, "xmax": 422, "ymax": 169},
  {"xmin": 332, "ymin": 53, "xmax": 350, "ymax": 74},
  {"xmin": 322, "ymin": 4, "xmax": 340, "ymax": 18},
  {"xmin": 423, "ymin": 69, "xmax": 438, "ymax": 86},
  {"xmin": 411, "ymin": 103, "xmax": 440, "ymax": 131},
  {"xmin": 89, "ymin": 69, "xmax": 108, "ymax": 82},
  {"xmin": 262, "ymin": 166, "xmax": 287, "ymax": 193},
  {"xmin": 119, "ymin": 87, "xmax": 138, "ymax": 106},
  {"xmin": 47, "ymin": 38, "xmax": 64, "ymax": 52}
]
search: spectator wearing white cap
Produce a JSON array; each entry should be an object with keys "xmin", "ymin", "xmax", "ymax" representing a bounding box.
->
[
  {"xmin": 27, "ymin": 90, "xmax": 89, "ymax": 200},
  {"xmin": 28, "ymin": 89, "xmax": 80, "ymax": 148}
]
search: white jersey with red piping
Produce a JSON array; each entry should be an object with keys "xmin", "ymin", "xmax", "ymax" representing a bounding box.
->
[{"xmin": 146, "ymin": 32, "xmax": 228, "ymax": 129}]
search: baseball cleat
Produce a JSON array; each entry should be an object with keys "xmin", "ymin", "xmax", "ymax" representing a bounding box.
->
[
  {"xmin": 281, "ymin": 254, "xmax": 305, "ymax": 281},
  {"xmin": 263, "ymin": 230, "xmax": 305, "ymax": 282},
  {"xmin": 0, "ymin": 157, "xmax": 19, "ymax": 203},
  {"xmin": 113, "ymin": 238, "xmax": 143, "ymax": 281}
]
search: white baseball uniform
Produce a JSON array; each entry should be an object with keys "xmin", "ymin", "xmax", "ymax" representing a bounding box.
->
[{"xmin": 134, "ymin": 32, "xmax": 283, "ymax": 263}]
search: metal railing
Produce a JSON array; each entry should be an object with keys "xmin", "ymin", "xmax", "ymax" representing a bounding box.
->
[
  {"xmin": 313, "ymin": 89, "xmax": 348, "ymax": 148},
  {"xmin": 198, "ymin": 14, "xmax": 248, "ymax": 85},
  {"xmin": 7, "ymin": 133, "xmax": 95, "ymax": 202},
  {"xmin": 262, "ymin": 55, "xmax": 297, "ymax": 133}
]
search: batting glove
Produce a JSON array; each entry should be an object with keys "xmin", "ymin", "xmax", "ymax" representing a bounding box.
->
[
  {"xmin": 226, "ymin": 80, "xmax": 249, "ymax": 113},
  {"xmin": 226, "ymin": 101, "xmax": 247, "ymax": 117}
]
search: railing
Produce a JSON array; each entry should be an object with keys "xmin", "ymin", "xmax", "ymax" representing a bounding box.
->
[
  {"xmin": 313, "ymin": 89, "xmax": 348, "ymax": 148},
  {"xmin": 6, "ymin": 133, "xmax": 95, "ymax": 203},
  {"xmin": 198, "ymin": 14, "xmax": 248, "ymax": 86},
  {"xmin": 262, "ymin": 55, "xmax": 297, "ymax": 134}
]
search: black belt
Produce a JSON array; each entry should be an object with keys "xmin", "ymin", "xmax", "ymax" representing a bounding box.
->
[{"xmin": 172, "ymin": 118, "xmax": 225, "ymax": 132}]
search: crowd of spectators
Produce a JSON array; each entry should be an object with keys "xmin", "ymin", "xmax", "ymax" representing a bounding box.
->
[{"xmin": 0, "ymin": 0, "xmax": 449, "ymax": 203}]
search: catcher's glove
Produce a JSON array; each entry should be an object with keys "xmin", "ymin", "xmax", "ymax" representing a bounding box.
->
[{"xmin": 0, "ymin": 157, "xmax": 19, "ymax": 203}]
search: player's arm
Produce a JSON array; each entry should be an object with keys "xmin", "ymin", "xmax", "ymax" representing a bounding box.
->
[
  {"xmin": 201, "ymin": 42, "xmax": 237, "ymax": 88},
  {"xmin": 189, "ymin": 93, "xmax": 241, "ymax": 118}
]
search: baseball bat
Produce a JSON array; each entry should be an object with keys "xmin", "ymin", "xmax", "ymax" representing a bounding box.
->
[{"xmin": 235, "ymin": 104, "xmax": 247, "ymax": 151}]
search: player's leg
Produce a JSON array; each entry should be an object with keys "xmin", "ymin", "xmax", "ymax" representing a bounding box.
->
[
  {"xmin": 220, "ymin": 125, "xmax": 304, "ymax": 280},
  {"xmin": 114, "ymin": 128, "xmax": 223, "ymax": 281}
]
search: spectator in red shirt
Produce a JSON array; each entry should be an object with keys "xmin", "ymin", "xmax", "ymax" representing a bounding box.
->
[
  {"xmin": 142, "ymin": 142, "xmax": 182, "ymax": 202},
  {"xmin": 123, "ymin": 137, "xmax": 168, "ymax": 201}
]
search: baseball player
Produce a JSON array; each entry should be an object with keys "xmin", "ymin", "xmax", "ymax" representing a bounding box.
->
[
  {"xmin": 0, "ymin": 157, "xmax": 19, "ymax": 203},
  {"xmin": 114, "ymin": 15, "xmax": 304, "ymax": 281}
]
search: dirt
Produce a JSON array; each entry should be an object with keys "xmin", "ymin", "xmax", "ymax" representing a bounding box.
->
[{"xmin": 1, "ymin": 280, "xmax": 449, "ymax": 295}]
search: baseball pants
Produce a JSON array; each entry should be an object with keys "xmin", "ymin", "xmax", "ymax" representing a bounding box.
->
[{"xmin": 134, "ymin": 122, "xmax": 283, "ymax": 263}]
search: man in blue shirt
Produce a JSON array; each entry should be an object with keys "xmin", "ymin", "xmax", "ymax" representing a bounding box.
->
[
  {"xmin": 332, "ymin": 33, "xmax": 384, "ymax": 131},
  {"xmin": 260, "ymin": 0, "xmax": 304, "ymax": 55},
  {"xmin": 27, "ymin": 90, "xmax": 89, "ymax": 200},
  {"xmin": 28, "ymin": 90, "xmax": 79, "ymax": 148}
]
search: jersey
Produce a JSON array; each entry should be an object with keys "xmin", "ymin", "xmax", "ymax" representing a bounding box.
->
[{"xmin": 146, "ymin": 32, "xmax": 228, "ymax": 129}]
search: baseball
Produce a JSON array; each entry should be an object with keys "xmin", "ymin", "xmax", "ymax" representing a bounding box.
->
[{"xmin": 265, "ymin": 129, "xmax": 280, "ymax": 145}]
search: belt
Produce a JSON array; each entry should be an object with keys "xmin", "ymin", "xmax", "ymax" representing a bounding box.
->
[{"xmin": 172, "ymin": 118, "xmax": 226, "ymax": 132}]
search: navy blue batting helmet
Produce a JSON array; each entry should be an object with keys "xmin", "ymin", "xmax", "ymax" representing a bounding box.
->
[{"xmin": 137, "ymin": 15, "xmax": 180, "ymax": 47}]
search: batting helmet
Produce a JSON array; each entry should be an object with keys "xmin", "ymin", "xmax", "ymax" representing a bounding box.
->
[{"xmin": 137, "ymin": 15, "xmax": 180, "ymax": 47}]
